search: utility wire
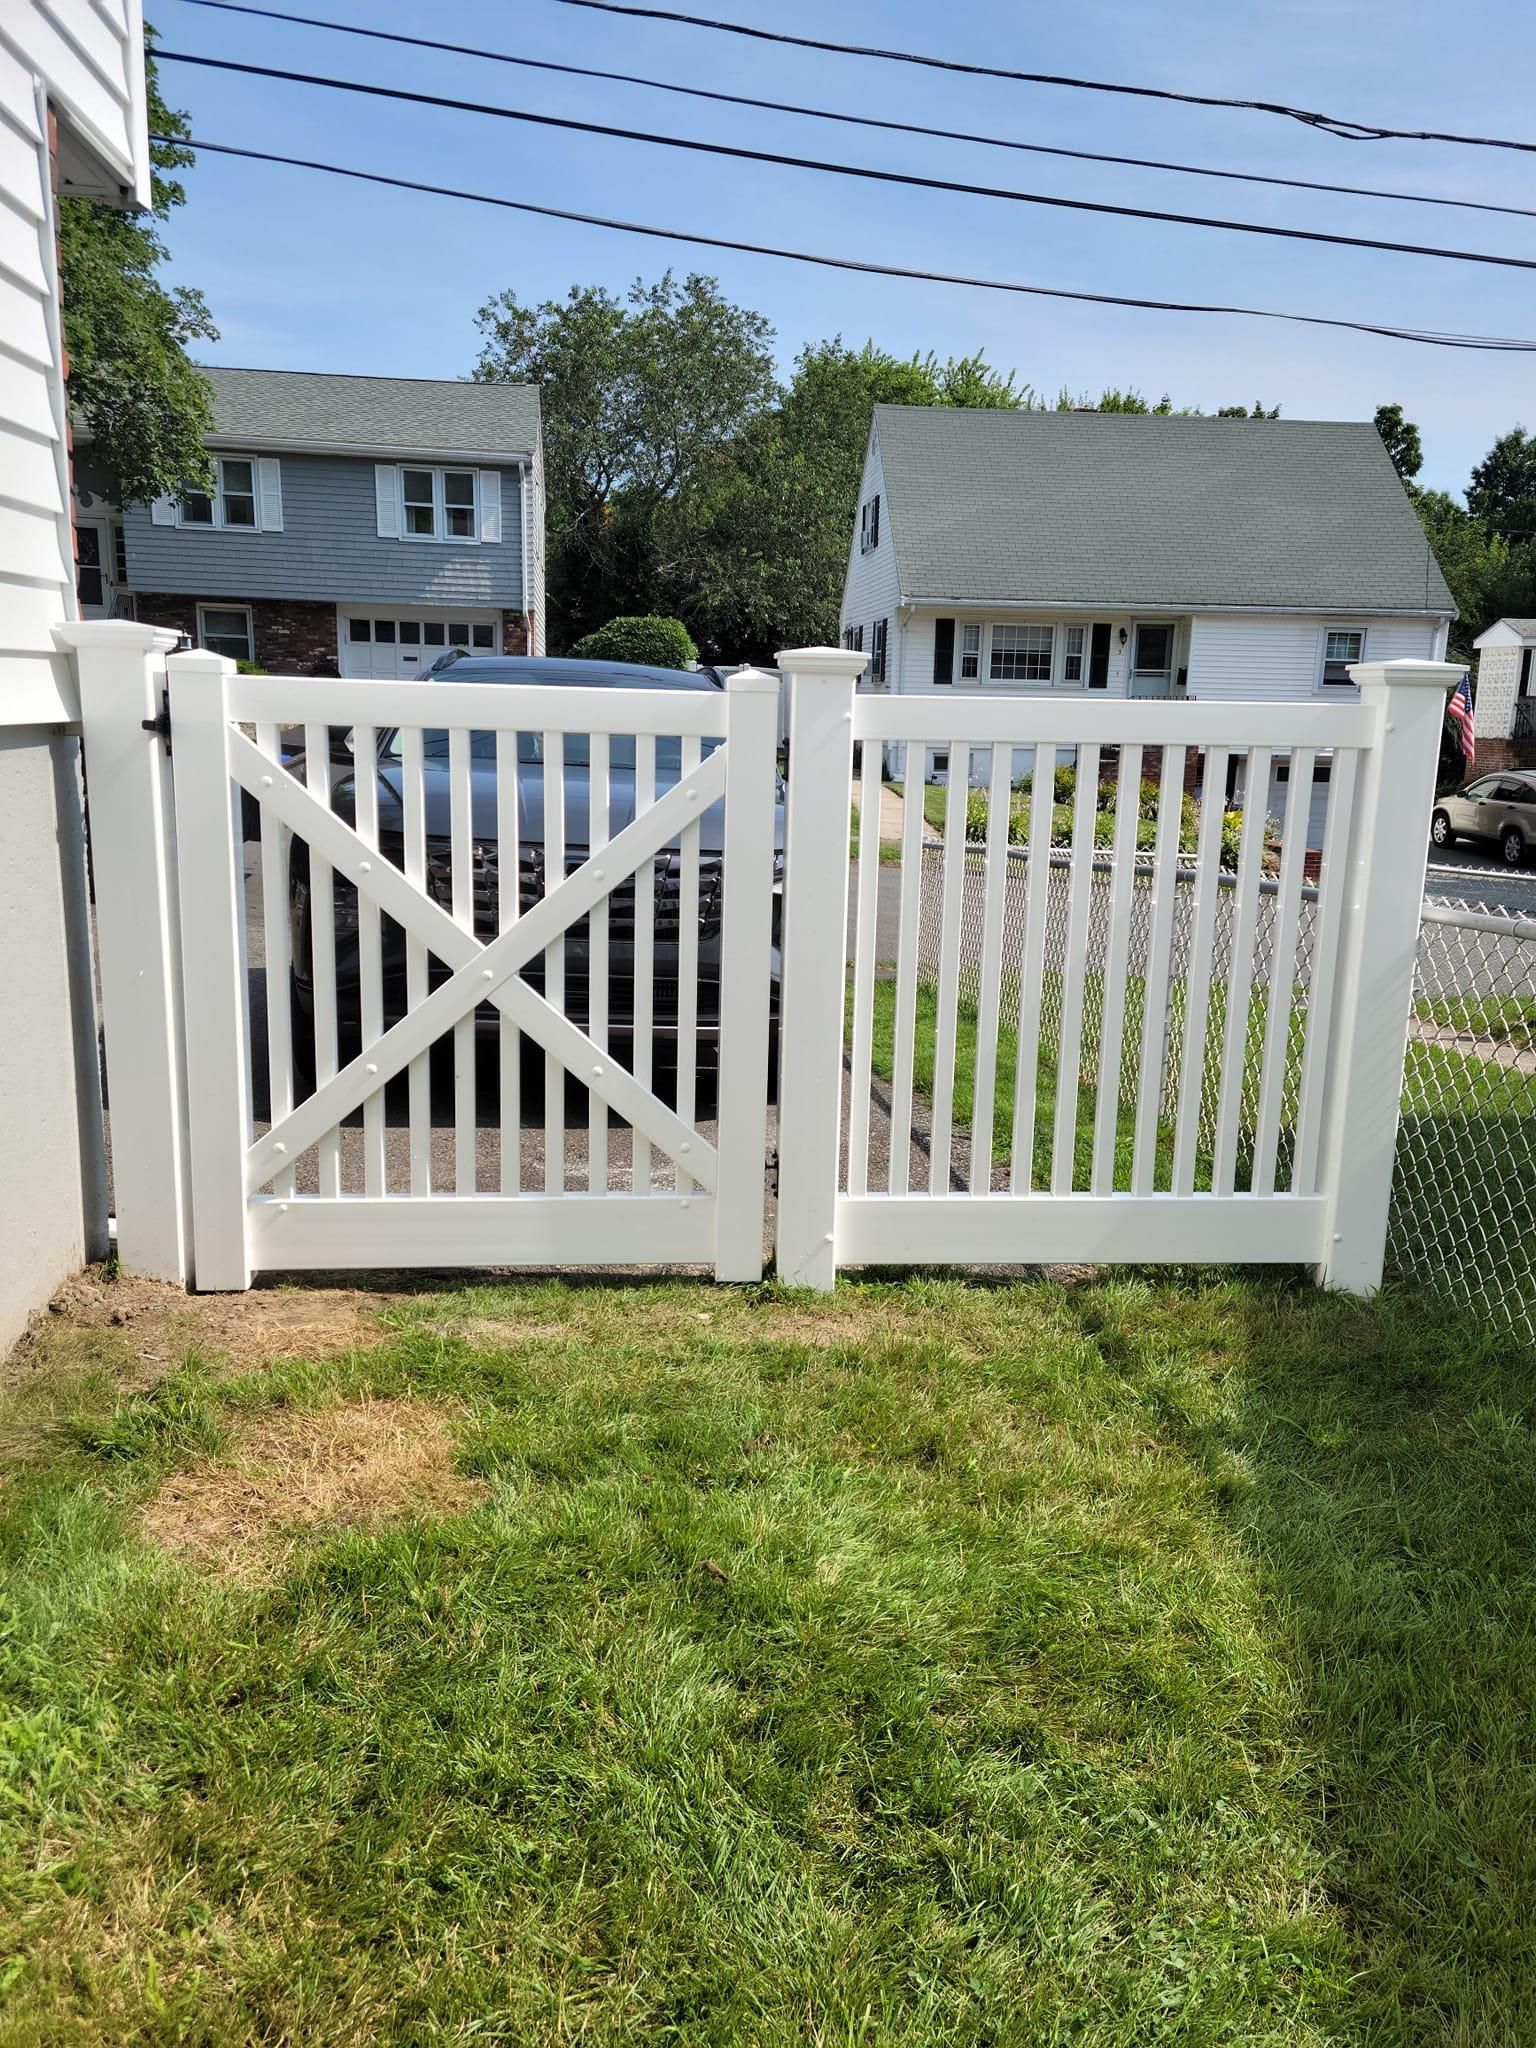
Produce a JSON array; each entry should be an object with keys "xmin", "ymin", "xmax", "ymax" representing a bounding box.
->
[
  {"xmin": 154, "ymin": 51, "xmax": 1536, "ymax": 280},
  {"xmin": 555, "ymin": 0, "xmax": 1536, "ymax": 156},
  {"xmin": 151, "ymin": 134, "xmax": 1536, "ymax": 353},
  {"xmin": 162, "ymin": 0, "xmax": 1536, "ymax": 226}
]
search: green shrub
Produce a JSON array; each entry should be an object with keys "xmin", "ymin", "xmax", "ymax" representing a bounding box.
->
[{"xmin": 567, "ymin": 615, "xmax": 697, "ymax": 669}]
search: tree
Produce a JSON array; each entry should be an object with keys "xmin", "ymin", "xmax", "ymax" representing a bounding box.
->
[
  {"xmin": 1467, "ymin": 426, "xmax": 1536, "ymax": 544},
  {"xmin": 58, "ymin": 33, "xmax": 215, "ymax": 503},
  {"xmin": 1415, "ymin": 488, "xmax": 1536, "ymax": 652},
  {"xmin": 473, "ymin": 272, "xmax": 778, "ymax": 647},
  {"xmin": 1374, "ymin": 403, "xmax": 1423, "ymax": 485}
]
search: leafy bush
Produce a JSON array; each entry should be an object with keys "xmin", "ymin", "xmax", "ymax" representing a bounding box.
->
[{"xmin": 567, "ymin": 615, "xmax": 697, "ymax": 669}]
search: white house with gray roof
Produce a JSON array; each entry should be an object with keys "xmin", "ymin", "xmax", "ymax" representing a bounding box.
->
[
  {"xmin": 1470, "ymin": 617, "xmax": 1536, "ymax": 765},
  {"xmin": 74, "ymin": 366, "xmax": 544, "ymax": 674},
  {"xmin": 841, "ymin": 406, "xmax": 1455, "ymax": 814}
]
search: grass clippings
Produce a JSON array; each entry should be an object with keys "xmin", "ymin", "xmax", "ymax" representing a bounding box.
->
[{"xmin": 139, "ymin": 1396, "xmax": 485, "ymax": 1578}]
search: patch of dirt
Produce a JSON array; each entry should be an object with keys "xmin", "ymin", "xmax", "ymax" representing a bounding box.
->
[
  {"xmin": 4, "ymin": 1269, "xmax": 402, "ymax": 1391},
  {"xmin": 140, "ymin": 1397, "xmax": 487, "ymax": 1578}
]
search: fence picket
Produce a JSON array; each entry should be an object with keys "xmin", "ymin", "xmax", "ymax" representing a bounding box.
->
[
  {"xmin": 255, "ymin": 721, "xmax": 294, "ymax": 1199},
  {"xmin": 1171, "ymin": 746, "xmax": 1230, "ymax": 1195},
  {"xmin": 588, "ymin": 730, "xmax": 610, "ymax": 1195},
  {"xmin": 304, "ymin": 721, "xmax": 341, "ymax": 1199},
  {"xmin": 1052, "ymin": 744, "xmax": 1101, "ymax": 1192},
  {"xmin": 543, "ymin": 728, "xmax": 565, "ymax": 1193},
  {"xmin": 1251, "ymin": 747, "xmax": 1313, "ymax": 1194},
  {"xmin": 927, "ymin": 757, "xmax": 970, "ymax": 1192},
  {"xmin": 497, "ymin": 729, "xmax": 521, "ymax": 1194},
  {"xmin": 450, "ymin": 726, "xmax": 476, "ymax": 1195},
  {"xmin": 353, "ymin": 720, "xmax": 385, "ymax": 1199},
  {"xmin": 1293, "ymin": 748, "xmax": 1360, "ymax": 1195},
  {"xmin": 401, "ymin": 726, "xmax": 431, "ymax": 1197},
  {"xmin": 1131, "ymin": 747, "xmax": 1186, "ymax": 1195},
  {"xmin": 846, "ymin": 744, "xmax": 882, "ymax": 1198},
  {"xmin": 888, "ymin": 766, "xmax": 927, "ymax": 1195},
  {"xmin": 632, "ymin": 734, "xmax": 656, "ymax": 1193},
  {"xmin": 968, "ymin": 743, "xmax": 1013, "ymax": 1194},
  {"xmin": 1212, "ymin": 747, "xmax": 1271, "ymax": 1193},
  {"xmin": 1092, "ymin": 743, "xmax": 1143, "ymax": 1194},
  {"xmin": 676, "ymin": 734, "xmax": 702, "ymax": 1198},
  {"xmin": 1009, "ymin": 743, "xmax": 1057, "ymax": 1192}
]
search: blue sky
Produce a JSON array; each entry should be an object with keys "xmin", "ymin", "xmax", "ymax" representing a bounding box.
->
[{"xmin": 149, "ymin": 0, "xmax": 1535, "ymax": 496}]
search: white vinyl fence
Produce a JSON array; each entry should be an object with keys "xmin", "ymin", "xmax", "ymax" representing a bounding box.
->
[{"xmin": 70, "ymin": 631, "xmax": 1458, "ymax": 1296}]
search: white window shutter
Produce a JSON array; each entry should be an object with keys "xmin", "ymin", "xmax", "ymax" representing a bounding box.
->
[
  {"xmin": 150, "ymin": 495, "xmax": 177, "ymax": 525},
  {"xmin": 375, "ymin": 464, "xmax": 400, "ymax": 539},
  {"xmin": 478, "ymin": 471, "xmax": 502, "ymax": 544},
  {"xmin": 257, "ymin": 457, "xmax": 283, "ymax": 531}
]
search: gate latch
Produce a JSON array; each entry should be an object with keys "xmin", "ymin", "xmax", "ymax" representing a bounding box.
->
[{"xmin": 141, "ymin": 688, "xmax": 171, "ymax": 754}]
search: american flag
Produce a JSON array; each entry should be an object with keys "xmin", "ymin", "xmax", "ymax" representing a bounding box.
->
[{"xmin": 1446, "ymin": 673, "xmax": 1475, "ymax": 766}]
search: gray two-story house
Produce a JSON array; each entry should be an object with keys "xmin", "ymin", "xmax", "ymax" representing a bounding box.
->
[{"xmin": 76, "ymin": 367, "xmax": 544, "ymax": 674}]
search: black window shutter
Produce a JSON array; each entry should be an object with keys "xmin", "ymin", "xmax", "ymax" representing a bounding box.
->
[
  {"xmin": 1521, "ymin": 647, "xmax": 1533, "ymax": 696},
  {"xmin": 1088, "ymin": 622, "xmax": 1112, "ymax": 689},
  {"xmin": 934, "ymin": 618, "xmax": 955, "ymax": 685}
]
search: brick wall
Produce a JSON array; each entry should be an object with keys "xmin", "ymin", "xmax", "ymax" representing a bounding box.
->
[
  {"xmin": 132, "ymin": 594, "xmax": 341, "ymax": 673},
  {"xmin": 502, "ymin": 612, "xmax": 528, "ymax": 655}
]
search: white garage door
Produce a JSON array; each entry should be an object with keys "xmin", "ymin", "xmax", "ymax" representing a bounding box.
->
[{"xmin": 339, "ymin": 609, "xmax": 501, "ymax": 678}]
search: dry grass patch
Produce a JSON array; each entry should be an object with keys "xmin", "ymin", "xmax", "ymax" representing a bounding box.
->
[{"xmin": 140, "ymin": 1396, "xmax": 485, "ymax": 1578}]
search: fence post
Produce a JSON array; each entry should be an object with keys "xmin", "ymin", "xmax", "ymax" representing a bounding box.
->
[
  {"xmin": 714, "ymin": 666, "xmax": 781, "ymax": 1282},
  {"xmin": 166, "ymin": 647, "xmax": 252, "ymax": 1291},
  {"xmin": 1315, "ymin": 657, "xmax": 1462, "ymax": 1294},
  {"xmin": 56, "ymin": 621, "xmax": 190, "ymax": 1283},
  {"xmin": 774, "ymin": 645, "xmax": 869, "ymax": 1289}
]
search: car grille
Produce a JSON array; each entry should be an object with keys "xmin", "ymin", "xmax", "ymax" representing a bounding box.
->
[{"xmin": 424, "ymin": 843, "xmax": 724, "ymax": 940}]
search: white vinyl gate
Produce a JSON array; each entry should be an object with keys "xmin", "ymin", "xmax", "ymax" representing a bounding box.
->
[{"xmin": 69, "ymin": 633, "xmax": 1456, "ymax": 1297}]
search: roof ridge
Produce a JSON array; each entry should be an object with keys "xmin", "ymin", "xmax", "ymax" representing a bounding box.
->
[{"xmin": 197, "ymin": 364, "xmax": 537, "ymax": 391}]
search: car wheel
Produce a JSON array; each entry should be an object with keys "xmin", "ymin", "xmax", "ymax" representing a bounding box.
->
[
  {"xmin": 1430, "ymin": 809, "xmax": 1455, "ymax": 849},
  {"xmin": 1502, "ymin": 825, "xmax": 1527, "ymax": 867}
]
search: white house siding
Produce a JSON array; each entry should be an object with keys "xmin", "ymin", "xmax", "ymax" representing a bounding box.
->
[
  {"xmin": 0, "ymin": 0, "xmax": 148, "ymax": 1349},
  {"xmin": 1474, "ymin": 644, "xmax": 1520, "ymax": 741},
  {"xmin": 1185, "ymin": 612, "xmax": 1441, "ymax": 702},
  {"xmin": 838, "ymin": 430, "xmax": 900, "ymax": 666}
]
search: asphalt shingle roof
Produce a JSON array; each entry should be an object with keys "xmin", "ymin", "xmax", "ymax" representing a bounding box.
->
[
  {"xmin": 199, "ymin": 367, "xmax": 540, "ymax": 458},
  {"xmin": 873, "ymin": 407, "xmax": 1453, "ymax": 614}
]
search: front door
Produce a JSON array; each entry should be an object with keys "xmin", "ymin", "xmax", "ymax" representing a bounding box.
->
[{"xmin": 1128, "ymin": 622, "xmax": 1176, "ymax": 697}]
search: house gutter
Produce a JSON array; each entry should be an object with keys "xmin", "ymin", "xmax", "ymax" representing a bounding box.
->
[
  {"xmin": 201, "ymin": 436, "xmax": 537, "ymax": 465},
  {"xmin": 898, "ymin": 594, "xmax": 1454, "ymax": 620}
]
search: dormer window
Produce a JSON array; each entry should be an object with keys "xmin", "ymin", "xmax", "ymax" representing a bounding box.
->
[{"xmin": 859, "ymin": 493, "xmax": 880, "ymax": 553}]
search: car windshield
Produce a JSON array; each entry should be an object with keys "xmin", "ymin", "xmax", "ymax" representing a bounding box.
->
[{"xmin": 381, "ymin": 730, "xmax": 719, "ymax": 771}]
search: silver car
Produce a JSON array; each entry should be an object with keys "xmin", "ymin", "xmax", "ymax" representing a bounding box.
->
[{"xmin": 1431, "ymin": 772, "xmax": 1536, "ymax": 866}]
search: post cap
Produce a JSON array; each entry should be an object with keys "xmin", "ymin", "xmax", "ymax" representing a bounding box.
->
[
  {"xmin": 774, "ymin": 644, "xmax": 871, "ymax": 678},
  {"xmin": 1348, "ymin": 658, "xmax": 1468, "ymax": 693},
  {"xmin": 723, "ymin": 665, "xmax": 780, "ymax": 694},
  {"xmin": 52, "ymin": 621, "xmax": 181, "ymax": 656}
]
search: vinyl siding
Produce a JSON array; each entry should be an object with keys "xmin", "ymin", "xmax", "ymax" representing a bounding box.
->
[
  {"xmin": 839, "ymin": 430, "xmax": 899, "ymax": 667},
  {"xmin": 123, "ymin": 455, "xmax": 528, "ymax": 608},
  {"xmin": 893, "ymin": 608, "xmax": 1146, "ymax": 699},
  {"xmin": 1186, "ymin": 613, "xmax": 1440, "ymax": 701},
  {"xmin": 2, "ymin": 0, "xmax": 148, "ymax": 207},
  {"xmin": 1474, "ymin": 644, "xmax": 1520, "ymax": 739}
]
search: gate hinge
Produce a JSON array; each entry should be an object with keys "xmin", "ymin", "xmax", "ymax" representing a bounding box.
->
[
  {"xmin": 766, "ymin": 1147, "xmax": 779, "ymax": 1196},
  {"xmin": 141, "ymin": 688, "xmax": 171, "ymax": 754}
]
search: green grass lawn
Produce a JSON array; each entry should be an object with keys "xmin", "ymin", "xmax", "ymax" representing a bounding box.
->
[{"xmin": 3, "ymin": 1272, "xmax": 1536, "ymax": 2044}]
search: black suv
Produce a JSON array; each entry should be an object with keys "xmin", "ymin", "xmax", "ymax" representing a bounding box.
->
[{"xmin": 287, "ymin": 658, "xmax": 784, "ymax": 1076}]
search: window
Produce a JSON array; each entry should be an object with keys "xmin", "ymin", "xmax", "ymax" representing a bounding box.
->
[
  {"xmin": 399, "ymin": 620, "xmax": 421, "ymax": 646},
  {"xmin": 472, "ymin": 623, "xmax": 495, "ymax": 647},
  {"xmin": 179, "ymin": 456, "xmax": 269, "ymax": 528},
  {"xmin": 112, "ymin": 524, "xmax": 128, "ymax": 585},
  {"xmin": 220, "ymin": 458, "xmax": 256, "ymax": 527},
  {"xmin": 375, "ymin": 619, "xmax": 397, "ymax": 643},
  {"xmin": 959, "ymin": 623, "xmax": 980, "ymax": 679},
  {"xmin": 399, "ymin": 466, "xmax": 479, "ymax": 543},
  {"xmin": 1322, "ymin": 628, "xmax": 1365, "ymax": 686},
  {"xmin": 859, "ymin": 493, "xmax": 881, "ymax": 552},
  {"xmin": 990, "ymin": 623, "xmax": 1053, "ymax": 682},
  {"xmin": 1062, "ymin": 625, "xmax": 1085, "ymax": 682},
  {"xmin": 423, "ymin": 622, "xmax": 446, "ymax": 646},
  {"xmin": 449, "ymin": 622, "xmax": 470, "ymax": 643},
  {"xmin": 75, "ymin": 527, "xmax": 103, "ymax": 609},
  {"xmin": 871, "ymin": 617, "xmax": 888, "ymax": 684},
  {"xmin": 402, "ymin": 469, "xmax": 435, "ymax": 536},
  {"xmin": 842, "ymin": 624, "xmax": 864, "ymax": 653},
  {"xmin": 349, "ymin": 617, "xmax": 372, "ymax": 642},
  {"xmin": 198, "ymin": 605, "xmax": 253, "ymax": 662}
]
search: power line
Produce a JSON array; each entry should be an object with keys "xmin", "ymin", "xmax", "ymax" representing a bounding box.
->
[
  {"xmin": 162, "ymin": 0, "xmax": 1536, "ymax": 227},
  {"xmin": 555, "ymin": 0, "xmax": 1536, "ymax": 157},
  {"xmin": 152, "ymin": 133, "xmax": 1536, "ymax": 353},
  {"xmin": 154, "ymin": 51, "xmax": 1536, "ymax": 280}
]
